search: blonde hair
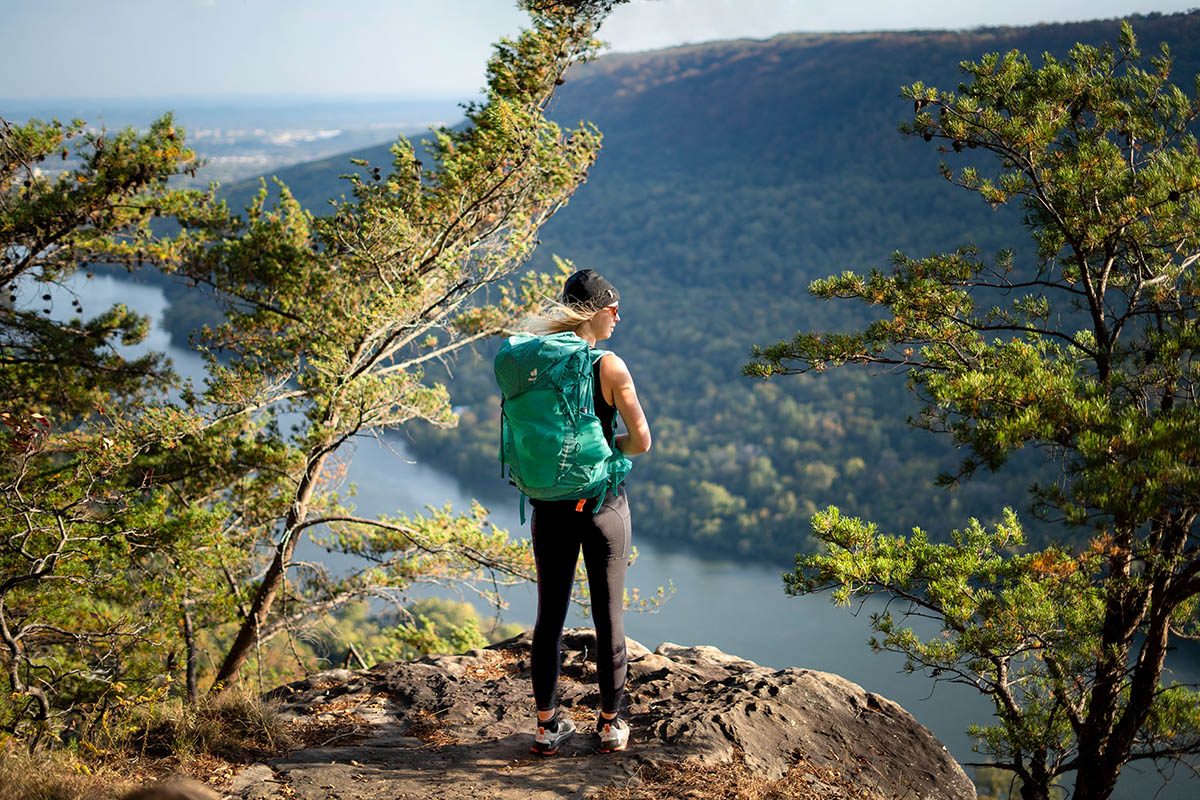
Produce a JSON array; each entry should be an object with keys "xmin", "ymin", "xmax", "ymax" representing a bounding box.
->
[{"xmin": 524, "ymin": 301, "xmax": 597, "ymax": 335}]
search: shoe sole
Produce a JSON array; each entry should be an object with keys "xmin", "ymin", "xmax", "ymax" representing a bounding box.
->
[{"xmin": 530, "ymin": 745, "xmax": 560, "ymax": 755}]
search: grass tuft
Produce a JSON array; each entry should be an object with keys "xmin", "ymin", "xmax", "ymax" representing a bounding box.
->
[
  {"xmin": 1, "ymin": 687, "xmax": 294, "ymax": 800},
  {"xmin": 122, "ymin": 687, "xmax": 294, "ymax": 762},
  {"xmin": 0, "ymin": 745, "xmax": 140, "ymax": 800}
]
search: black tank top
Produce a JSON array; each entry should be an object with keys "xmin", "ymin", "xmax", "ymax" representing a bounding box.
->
[{"xmin": 593, "ymin": 355, "xmax": 616, "ymax": 442}]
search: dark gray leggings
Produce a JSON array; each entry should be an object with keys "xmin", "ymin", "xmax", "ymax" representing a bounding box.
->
[{"xmin": 530, "ymin": 485, "xmax": 630, "ymax": 715}]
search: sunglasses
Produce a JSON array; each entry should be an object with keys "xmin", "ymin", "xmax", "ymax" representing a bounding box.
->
[{"xmin": 604, "ymin": 304, "xmax": 620, "ymax": 319}]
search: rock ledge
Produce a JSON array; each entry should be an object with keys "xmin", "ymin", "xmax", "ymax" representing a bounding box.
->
[{"xmin": 229, "ymin": 629, "xmax": 974, "ymax": 800}]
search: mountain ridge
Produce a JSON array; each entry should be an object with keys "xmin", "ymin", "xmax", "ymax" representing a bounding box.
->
[{"xmin": 192, "ymin": 10, "xmax": 1200, "ymax": 563}]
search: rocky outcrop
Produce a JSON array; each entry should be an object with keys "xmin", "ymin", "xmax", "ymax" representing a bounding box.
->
[{"xmin": 229, "ymin": 629, "xmax": 975, "ymax": 800}]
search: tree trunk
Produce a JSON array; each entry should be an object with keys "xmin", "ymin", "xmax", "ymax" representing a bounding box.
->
[
  {"xmin": 1072, "ymin": 765, "xmax": 1120, "ymax": 800},
  {"xmin": 181, "ymin": 596, "xmax": 198, "ymax": 702},
  {"xmin": 1072, "ymin": 634, "xmax": 1132, "ymax": 798},
  {"xmin": 211, "ymin": 450, "xmax": 328, "ymax": 690},
  {"xmin": 1073, "ymin": 538, "xmax": 1138, "ymax": 789},
  {"xmin": 1073, "ymin": 514, "xmax": 1189, "ymax": 800},
  {"xmin": 1019, "ymin": 781, "xmax": 1052, "ymax": 800},
  {"xmin": 1017, "ymin": 752, "xmax": 1054, "ymax": 800},
  {"xmin": 1074, "ymin": 533, "xmax": 1180, "ymax": 799},
  {"xmin": 0, "ymin": 598, "xmax": 51, "ymax": 731}
]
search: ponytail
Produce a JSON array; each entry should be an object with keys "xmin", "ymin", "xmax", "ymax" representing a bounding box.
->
[{"xmin": 524, "ymin": 301, "xmax": 595, "ymax": 335}]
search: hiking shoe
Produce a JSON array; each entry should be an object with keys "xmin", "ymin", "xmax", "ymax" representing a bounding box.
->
[
  {"xmin": 596, "ymin": 715, "xmax": 630, "ymax": 753},
  {"xmin": 531, "ymin": 713, "xmax": 576, "ymax": 755}
]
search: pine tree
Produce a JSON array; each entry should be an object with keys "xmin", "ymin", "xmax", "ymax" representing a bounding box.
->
[
  {"xmin": 152, "ymin": 4, "xmax": 612, "ymax": 688},
  {"xmin": 748, "ymin": 22, "xmax": 1200, "ymax": 799}
]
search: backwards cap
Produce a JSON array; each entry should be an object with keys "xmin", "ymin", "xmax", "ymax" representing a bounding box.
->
[{"xmin": 562, "ymin": 269, "xmax": 619, "ymax": 311}]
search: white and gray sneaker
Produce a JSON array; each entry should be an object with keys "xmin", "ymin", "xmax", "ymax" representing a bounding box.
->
[
  {"xmin": 596, "ymin": 715, "xmax": 630, "ymax": 753},
  {"xmin": 531, "ymin": 713, "xmax": 576, "ymax": 755}
]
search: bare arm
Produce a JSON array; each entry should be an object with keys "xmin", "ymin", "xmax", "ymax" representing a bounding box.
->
[{"xmin": 600, "ymin": 353, "xmax": 651, "ymax": 455}]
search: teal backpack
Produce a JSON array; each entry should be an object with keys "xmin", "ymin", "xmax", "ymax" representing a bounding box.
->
[{"xmin": 494, "ymin": 332, "xmax": 633, "ymax": 522}]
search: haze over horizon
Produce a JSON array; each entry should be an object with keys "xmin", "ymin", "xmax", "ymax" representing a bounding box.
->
[{"xmin": 2, "ymin": 1, "xmax": 1195, "ymax": 102}]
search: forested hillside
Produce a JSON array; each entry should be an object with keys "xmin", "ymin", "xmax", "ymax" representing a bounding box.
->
[{"xmin": 190, "ymin": 11, "xmax": 1200, "ymax": 563}]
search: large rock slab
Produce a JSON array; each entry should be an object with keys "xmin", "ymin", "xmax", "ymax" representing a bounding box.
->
[{"xmin": 233, "ymin": 629, "xmax": 974, "ymax": 800}]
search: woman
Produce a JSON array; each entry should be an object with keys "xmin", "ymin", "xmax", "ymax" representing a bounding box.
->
[{"xmin": 527, "ymin": 269, "xmax": 652, "ymax": 756}]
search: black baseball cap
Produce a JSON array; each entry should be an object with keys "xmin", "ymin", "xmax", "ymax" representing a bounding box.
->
[{"xmin": 563, "ymin": 269, "xmax": 619, "ymax": 311}]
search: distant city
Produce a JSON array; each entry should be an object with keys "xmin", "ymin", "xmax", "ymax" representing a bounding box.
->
[{"xmin": 2, "ymin": 95, "xmax": 471, "ymax": 185}]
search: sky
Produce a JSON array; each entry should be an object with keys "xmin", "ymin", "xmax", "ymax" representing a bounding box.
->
[{"xmin": 2, "ymin": 0, "xmax": 1197, "ymax": 100}]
